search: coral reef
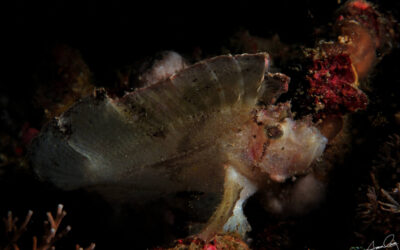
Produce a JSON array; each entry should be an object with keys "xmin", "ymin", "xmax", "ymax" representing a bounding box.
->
[
  {"xmin": 355, "ymin": 134, "xmax": 400, "ymax": 244},
  {"xmin": 307, "ymin": 0, "xmax": 397, "ymax": 119},
  {"xmin": 307, "ymin": 53, "xmax": 367, "ymax": 116},
  {"xmin": 1, "ymin": 0, "xmax": 398, "ymax": 249},
  {"xmin": 1, "ymin": 204, "xmax": 95, "ymax": 250},
  {"xmin": 160, "ymin": 233, "xmax": 249, "ymax": 250}
]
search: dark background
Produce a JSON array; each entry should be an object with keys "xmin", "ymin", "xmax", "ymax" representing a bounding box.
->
[{"xmin": 1, "ymin": 0, "xmax": 400, "ymax": 249}]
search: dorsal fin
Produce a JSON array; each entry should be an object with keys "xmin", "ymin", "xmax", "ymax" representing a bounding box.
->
[{"xmin": 30, "ymin": 53, "xmax": 270, "ymax": 191}]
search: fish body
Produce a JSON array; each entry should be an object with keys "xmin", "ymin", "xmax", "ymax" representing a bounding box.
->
[{"xmin": 30, "ymin": 53, "xmax": 327, "ymax": 239}]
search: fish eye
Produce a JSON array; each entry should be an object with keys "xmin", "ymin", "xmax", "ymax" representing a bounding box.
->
[{"xmin": 265, "ymin": 125, "xmax": 283, "ymax": 139}]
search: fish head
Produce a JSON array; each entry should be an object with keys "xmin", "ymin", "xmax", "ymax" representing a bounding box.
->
[{"xmin": 247, "ymin": 103, "xmax": 328, "ymax": 183}]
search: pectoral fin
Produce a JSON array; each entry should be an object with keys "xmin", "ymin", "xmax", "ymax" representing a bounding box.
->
[{"xmin": 198, "ymin": 166, "xmax": 257, "ymax": 240}]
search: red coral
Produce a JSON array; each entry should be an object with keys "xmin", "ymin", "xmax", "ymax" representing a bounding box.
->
[
  {"xmin": 162, "ymin": 234, "xmax": 249, "ymax": 250},
  {"xmin": 308, "ymin": 54, "xmax": 368, "ymax": 116},
  {"xmin": 350, "ymin": 0, "xmax": 371, "ymax": 11},
  {"xmin": 203, "ymin": 243, "xmax": 217, "ymax": 250}
]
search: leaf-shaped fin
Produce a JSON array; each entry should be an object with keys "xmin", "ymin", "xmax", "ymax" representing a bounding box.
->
[
  {"xmin": 258, "ymin": 72, "xmax": 290, "ymax": 105},
  {"xmin": 121, "ymin": 53, "xmax": 269, "ymax": 121},
  {"xmin": 235, "ymin": 53, "xmax": 270, "ymax": 105},
  {"xmin": 30, "ymin": 53, "xmax": 270, "ymax": 193},
  {"xmin": 30, "ymin": 121, "xmax": 94, "ymax": 190},
  {"xmin": 167, "ymin": 53, "xmax": 269, "ymax": 111}
]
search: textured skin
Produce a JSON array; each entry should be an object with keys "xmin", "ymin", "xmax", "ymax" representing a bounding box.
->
[
  {"xmin": 30, "ymin": 53, "xmax": 327, "ymax": 239},
  {"xmin": 30, "ymin": 53, "xmax": 269, "ymax": 197}
]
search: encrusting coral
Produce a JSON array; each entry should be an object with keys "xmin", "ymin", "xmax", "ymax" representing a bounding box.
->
[{"xmin": 157, "ymin": 233, "xmax": 249, "ymax": 250}]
